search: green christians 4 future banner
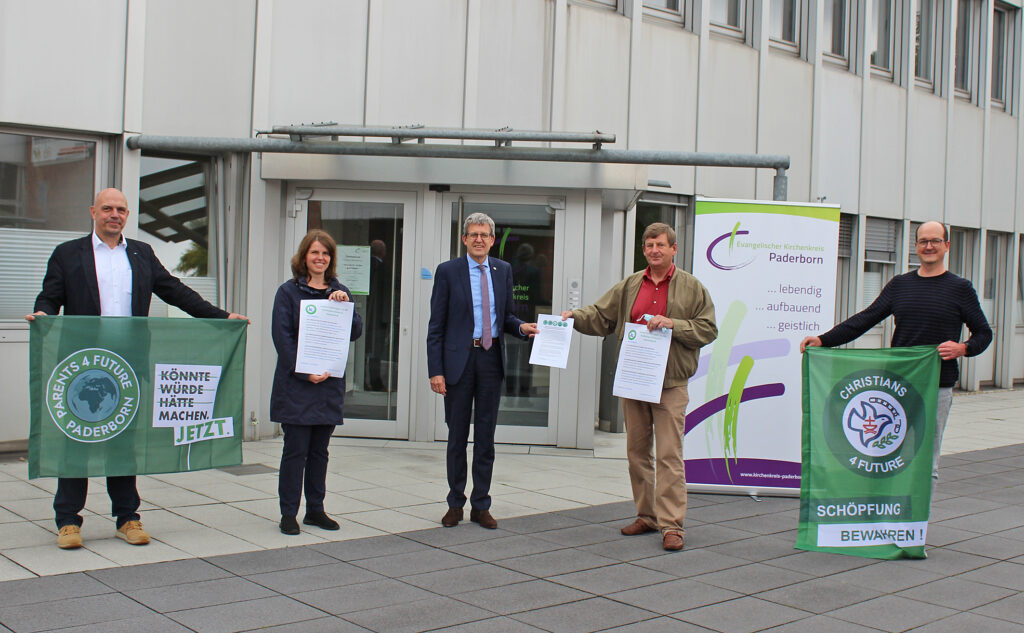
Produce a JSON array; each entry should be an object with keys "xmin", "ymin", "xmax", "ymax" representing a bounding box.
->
[
  {"xmin": 29, "ymin": 316, "xmax": 246, "ymax": 479},
  {"xmin": 798, "ymin": 346, "xmax": 939, "ymax": 559}
]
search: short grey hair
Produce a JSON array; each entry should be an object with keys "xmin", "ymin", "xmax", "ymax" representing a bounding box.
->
[{"xmin": 463, "ymin": 212, "xmax": 495, "ymax": 236}]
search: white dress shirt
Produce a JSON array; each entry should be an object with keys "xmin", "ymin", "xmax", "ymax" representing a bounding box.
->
[{"xmin": 92, "ymin": 232, "xmax": 133, "ymax": 316}]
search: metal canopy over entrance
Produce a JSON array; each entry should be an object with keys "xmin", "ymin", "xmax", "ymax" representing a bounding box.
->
[{"xmin": 126, "ymin": 124, "xmax": 791, "ymax": 200}]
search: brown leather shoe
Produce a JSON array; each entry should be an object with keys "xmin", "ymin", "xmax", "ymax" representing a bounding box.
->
[
  {"xmin": 662, "ymin": 531, "xmax": 685, "ymax": 551},
  {"xmin": 469, "ymin": 508, "xmax": 497, "ymax": 529},
  {"xmin": 441, "ymin": 507, "xmax": 463, "ymax": 527},
  {"xmin": 620, "ymin": 518, "xmax": 657, "ymax": 536}
]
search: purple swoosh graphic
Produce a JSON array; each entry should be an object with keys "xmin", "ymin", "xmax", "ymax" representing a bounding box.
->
[
  {"xmin": 685, "ymin": 383, "xmax": 786, "ymax": 434},
  {"xmin": 692, "ymin": 338, "xmax": 791, "ymax": 381}
]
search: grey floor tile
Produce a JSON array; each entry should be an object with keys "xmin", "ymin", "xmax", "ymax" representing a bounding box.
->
[
  {"xmin": 86, "ymin": 558, "xmax": 231, "ymax": 591},
  {"xmin": 0, "ymin": 593, "xmax": 156, "ymax": 633},
  {"xmin": 292, "ymin": 578, "xmax": 435, "ymax": 614},
  {"xmin": 681, "ymin": 523, "xmax": 759, "ymax": 548},
  {"xmin": 311, "ymin": 534, "xmax": 427, "ymax": 561},
  {"xmin": 343, "ymin": 595, "xmax": 493, "ymax": 633},
  {"xmin": 905, "ymin": 611, "xmax": 1024, "ymax": 633},
  {"xmin": 695, "ymin": 562, "xmax": 812, "ymax": 595},
  {"xmin": 937, "ymin": 507, "xmax": 1024, "ymax": 534},
  {"xmin": 126, "ymin": 576, "xmax": 277, "ymax": 612},
  {"xmin": 755, "ymin": 577, "xmax": 883, "ymax": 614},
  {"xmin": 896, "ymin": 576, "xmax": 1017, "ymax": 610},
  {"xmin": 428, "ymin": 616, "xmax": 548, "ymax": 632},
  {"xmin": 206, "ymin": 546, "xmax": 338, "ymax": 575},
  {"xmin": 971, "ymin": 591, "xmax": 1024, "ymax": 624},
  {"xmin": 576, "ymin": 536, "xmax": 667, "ymax": 562},
  {"xmin": 607, "ymin": 577, "xmax": 742, "ymax": 614},
  {"xmin": 166, "ymin": 595, "xmax": 328, "ymax": 633},
  {"xmin": 758, "ymin": 614, "xmax": 880, "ymax": 632},
  {"xmin": 672, "ymin": 596, "xmax": 809, "ymax": 633},
  {"xmin": 453, "ymin": 578, "xmax": 591, "ymax": 614},
  {"xmin": 401, "ymin": 562, "xmax": 530, "ymax": 594},
  {"xmin": 826, "ymin": 561, "xmax": 945, "ymax": 593},
  {"xmin": 497, "ymin": 548, "xmax": 618, "ymax": 577},
  {"xmin": 557, "ymin": 501, "xmax": 637, "ymax": 524},
  {"xmin": 400, "ymin": 526, "xmax": 515, "ymax": 548},
  {"xmin": 510, "ymin": 596, "xmax": 656, "ymax": 633},
  {"xmin": 446, "ymin": 534, "xmax": 568, "ymax": 562},
  {"xmin": 246, "ymin": 561, "xmax": 384, "ymax": 594},
  {"xmin": 601, "ymin": 617, "xmax": 717, "ymax": 632},
  {"xmin": 533, "ymin": 523, "xmax": 623, "ymax": 547},
  {"xmin": 828, "ymin": 595, "xmax": 957, "ymax": 632},
  {"xmin": 0, "ymin": 573, "xmax": 112, "ymax": 608},
  {"xmin": 706, "ymin": 534, "xmax": 799, "ymax": 562},
  {"xmin": 350, "ymin": 548, "xmax": 477, "ymax": 577},
  {"xmin": 499, "ymin": 512, "xmax": 588, "ymax": 534},
  {"xmin": 897, "ymin": 547, "xmax": 994, "ymax": 576},
  {"xmin": 633, "ymin": 549, "xmax": 754, "ymax": 578},
  {"xmin": 238, "ymin": 617, "xmax": 371, "ymax": 632},
  {"xmin": 717, "ymin": 512, "xmax": 798, "ymax": 536},
  {"xmin": 958, "ymin": 560, "xmax": 1024, "ymax": 590},
  {"xmin": 762, "ymin": 551, "xmax": 878, "ymax": 576},
  {"xmin": 926, "ymin": 523, "xmax": 987, "ymax": 547},
  {"xmin": 690, "ymin": 500, "xmax": 776, "ymax": 523},
  {"xmin": 54, "ymin": 614, "xmax": 193, "ymax": 633},
  {"xmin": 945, "ymin": 534, "xmax": 1024, "ymax": 559},
  {"xmin": 549, "ymin": 562, "xmax": 675, "ymax": 594}
]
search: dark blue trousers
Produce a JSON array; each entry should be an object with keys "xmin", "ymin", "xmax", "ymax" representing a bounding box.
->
[
  {"xmin": 444, "ymin": 345, "xmax": 503, "ymax": 510},
  {"xmin": 279, "ymin": 423, "xmax": 335, "ymax": 517},
  {"xmin": 54, "ymin": 477, "xmax": 140, "ymax": 529}
]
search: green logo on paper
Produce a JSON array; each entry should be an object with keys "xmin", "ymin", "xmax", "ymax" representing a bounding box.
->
[
  {"xmin": 305, "ymin": 305, "xmax": 317, "ymax": 314},
  {"xmin": 822, "ymin": 370, "xmax": 924, "ymax": 478},
  {"xmin": 46, "ymin": 348, "xmax": 140, "ymax": 443},
  {"xmin": 628, "ymin": 330, "xmax": 637, "ymax": 340}
]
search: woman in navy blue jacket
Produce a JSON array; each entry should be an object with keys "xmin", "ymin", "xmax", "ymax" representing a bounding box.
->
[{"xmin": 271, "ymin": 229, "xmax": 363, "ymax": 535}]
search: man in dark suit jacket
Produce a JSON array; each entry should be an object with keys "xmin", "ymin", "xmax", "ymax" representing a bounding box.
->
[
  {"xmin": 27, "ymin": 188, "xmax": 246, "ymax": 550},
  {"xmin": 427, "ymin": 212, "xmax": 538, "ymax": 529}
]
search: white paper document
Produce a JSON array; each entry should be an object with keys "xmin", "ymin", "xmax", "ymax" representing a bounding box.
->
[
  {"xmin": 295, "ymin": 300, "xmax": 355, "ymax": 376},
  {"xmin": 612, "ymin": 323, "xmax": 672, "ymax": 404},
  {"xmin": 528, "ymin": 315, "xmax": 574, "ymax": 369}
]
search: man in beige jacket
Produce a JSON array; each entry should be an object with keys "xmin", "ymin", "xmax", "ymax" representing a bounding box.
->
[{"xmin": 561, "ymin": 223, "xmax": 717, "ymax": 551}]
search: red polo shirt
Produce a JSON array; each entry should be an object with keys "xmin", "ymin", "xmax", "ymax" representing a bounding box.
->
[{"xmin": 630, "ymin": 264, "xmax": 675, "ymax": 324}]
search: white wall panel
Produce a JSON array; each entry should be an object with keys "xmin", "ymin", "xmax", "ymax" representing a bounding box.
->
[
  {"xmin": 471, "ymin": 1, "xmax": 552, "ymax": 131},
  {"xmin": 631, "ymin": 22, "xmax": 699, "ymax": 194},
  {"xmin": 0, "ymin": 0, "xmax": 125, "ymax": 132},
  {"xmin": 983, "ymin": 112, "xmax": 1017, "ymax": 232},
  {"xmin": 907, "ymin": 92, "xmax": 947, "ymax": 221},
  {"xmin": 860, "ymin": 81, "xmax": 906, "ymax": 218},
  {"xmin": 948, "ymin": 102, "xmax": 984, "ymax": 227},
  {"xmin": 562, "ymin": 6, "xmax": 630, "ymax": 140},
  {"xmin": 367, "ymin": 0, "xmax": 466, "ymax": 127},
  {"xmin": 756, "ymin": 51, "xmax": 813, "ymax": 202},
  {"xmin": 142, "ymin": 0, "xmax": 256, "ymax": 137},
  {"xmin": 697, "ymin": 39, "xmax": 757, "ymax": 198},
  {"xmin": 267, "ymin": 0, "xmax": 368, "ymax": 127},
  {"xmin": 817, "ymin": 67, "xmax": 862, "ymax": 210}
]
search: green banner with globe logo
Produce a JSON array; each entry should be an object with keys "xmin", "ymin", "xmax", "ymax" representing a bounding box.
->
[
  {"xmin": 797, "ymin": 346, "xmax": 939, "ymax": 559},
  {"xmin": 29, "ymin": 316, "xmax": 246, "ymax": 478}
]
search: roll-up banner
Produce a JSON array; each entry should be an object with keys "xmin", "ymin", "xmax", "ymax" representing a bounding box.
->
[
  {"xmin": 687, "ymin": 198, "xmax": 840, "ymax": 495},
  {"xmin": 28, "ymin": 316, "xmax": 246, "ymax": 479}
]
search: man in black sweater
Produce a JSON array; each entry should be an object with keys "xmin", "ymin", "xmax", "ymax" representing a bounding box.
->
[{"xmin": 800, "ymin": 221, "xmax": 992, "ymax": 488}]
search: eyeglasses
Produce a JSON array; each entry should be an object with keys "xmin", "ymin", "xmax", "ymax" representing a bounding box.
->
[
  {"xmin": 465, "ymin": 232, "xmax": 493, "ymax": 240},
  {"xmin": 916, "ymin": 238, "xmax": 946, "ymax": 247}
]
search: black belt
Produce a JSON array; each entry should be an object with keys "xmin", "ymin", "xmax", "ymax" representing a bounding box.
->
[{"xmin": 470, "ymin": 338, "xmax": 492, "ymax": 349}]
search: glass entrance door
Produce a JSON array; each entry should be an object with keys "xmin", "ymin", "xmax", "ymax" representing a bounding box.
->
[
  {"xmin": 298, "ymin": 189, "xmax": 416, "ymax": 439},
  {"xmin": 436, "ymin": 193, "xmax": 561, "ymax": 445}
]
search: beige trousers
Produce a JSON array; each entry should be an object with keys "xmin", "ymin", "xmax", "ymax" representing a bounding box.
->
[{"xmin": 621, "ymin": 386, "xmax": 688, "ymax": 534}]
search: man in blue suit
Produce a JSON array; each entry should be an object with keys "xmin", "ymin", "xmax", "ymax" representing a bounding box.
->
[{"xmin": 427, "ymin": 212, "xmax": 538, "ymax": 529}]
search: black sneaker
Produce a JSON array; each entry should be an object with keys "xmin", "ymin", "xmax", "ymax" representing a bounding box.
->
[
  {"xmin": 280, "ymin": 515, "xmax": 300, "ymax": 535},
  {"xmin": 303, "ymin": 511, "xmax": 340, "ymax": 531}
]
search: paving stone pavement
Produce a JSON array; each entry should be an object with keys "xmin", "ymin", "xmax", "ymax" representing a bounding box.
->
[{"xmin": 0, "ymin": 442, "xmax": 1021, "ymax": 633}]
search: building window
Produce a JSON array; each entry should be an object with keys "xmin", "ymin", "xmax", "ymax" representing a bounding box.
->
[
  {"xmin": 710, "ymin": 0, "xmax": 745, "ymax": 32},
  {"xmin": 0, "ymin": 131, "xmax": 98, "ymax": 320},
  {"xmin": 907, "ymin": 221, "xmax": 922, "ymax": 271},
  {"xmin": 954, "ymin": 0, "xmax": 973, "ymax": 94},
  {"xmin": 871, "ymin": 0, "xmax": 895, "ymax": 72},
  {"xmin": 139, "ymin": 154, "xmax": 221, "ymax": 313},
  {"xmin": 991, "ymin": 3, "xmax": 1013, "ymax": 106},
  {"xmin": 644, "ymin": 0, "xmax": 680, "ymax": 13},
  {"xmin": 770, "ymin": 0, "xmax": 800, "ymax": 46},
  {"xmin": 824, "ymin": 0, "xmax": 850, "ymax": 62},
  {"xmin": 863, "ymin": 217, "xmax": 897, "ymax": 308},
  {"xmin": 836, "ymin": 213, "xmax": 855, "ymax": 321},
  {"xmin": 1016, "ymin": 235, "xmax": 1023, "ymax": 327},
  {"xmin": 915, "ymin": 0, "xmax": 937, "ymax": 83}
]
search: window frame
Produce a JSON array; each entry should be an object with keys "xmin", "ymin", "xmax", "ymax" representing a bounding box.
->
[
  {"xmin": 709, "ymin": 0, "xmax": 748, "ymax": 40},
  {"xmin": 642, "ymin": 0, "xmax": 685, "ymax": 25},
  {"xmin": 870, "ymin": 0, "xmax": 897, "ymax": 76},
  {"xmin": 954, "ymin": 0, "xmax": 977, "ymax": 99},
  {"xmin": 990, "ymin": 2, "xmax": 1018, "ymax": 111},
  {"xmin": 823, "ymin": 0, "xmax": 853, "ymax": 67},
  {"xmin": 914, "ymin": 0, "xmax": 939, "ymax": 87},
  {"xmin": 769, "ymin": 0, "xmax": 803, "ymax": 53}
]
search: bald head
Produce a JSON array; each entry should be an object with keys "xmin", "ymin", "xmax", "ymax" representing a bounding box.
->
[
  {"xmin": 90, "ymin": 188, "xmax": 130, "ymax": 247},
  {"xmin": 916, "ymin": 221, "xmax": 947, "ymax": 243}
]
